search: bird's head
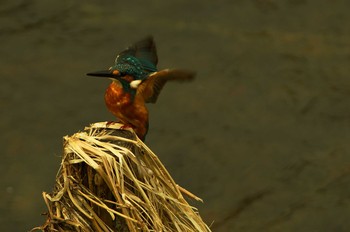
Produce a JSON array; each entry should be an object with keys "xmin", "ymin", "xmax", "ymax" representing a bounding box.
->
[
  {"xmin": 87, "ymin": 65, "xmax": 143, "ymax": 96},
  {"xmin": 87, "ymin": 36, "xmax": 158, "ymax": 94}
]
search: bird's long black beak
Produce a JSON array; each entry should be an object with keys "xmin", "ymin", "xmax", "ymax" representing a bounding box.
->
[
  {"xmin": 87, "ymin": 70, "xmax": 120, "ymax": 78},
  {"xmin": 86, "ymin": 70, "xmax": 113, "ymax": 77}
]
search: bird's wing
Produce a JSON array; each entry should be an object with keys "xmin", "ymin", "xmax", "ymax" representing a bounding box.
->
[
  {"xmin": 116, "ymin": 36, "xmax": 158, "ymax": 72},
  {"xmin": 134, "ymin": 36, "xmax": 158, "ymax": 66},
  {"xmin": 137, "ymin": 69, "xmax": 196, "ymax": 103}
]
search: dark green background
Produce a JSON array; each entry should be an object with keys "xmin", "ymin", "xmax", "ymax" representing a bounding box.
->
[{"xmin": 1, "ymin": 0, "xmax": 350, "ymax": 231}]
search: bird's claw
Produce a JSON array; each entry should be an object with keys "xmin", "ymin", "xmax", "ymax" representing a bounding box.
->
[
  {"xmin": 106, "ymin": 121, "xmax": 116, "ymax": 127},
  {"xmin": 120, "ymin": 124, "xmax": 133, "ymax": 130}
]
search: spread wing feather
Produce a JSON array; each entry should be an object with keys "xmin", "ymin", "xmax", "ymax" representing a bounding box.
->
[
  {"xmin": 137, "ymin": 69, "xmax": 196, "ymax": 103},
  {"xmin": 116, "ymin": 36, "xmax": 158, "ymax": 72}
]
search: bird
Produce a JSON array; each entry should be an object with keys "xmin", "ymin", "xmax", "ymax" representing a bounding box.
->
[{"xmin": 87, "ymin": 36, "xmax": 195, "ymax": 141}]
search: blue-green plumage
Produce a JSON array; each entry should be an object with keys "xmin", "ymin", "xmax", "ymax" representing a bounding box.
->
[
  {"xmin": 87, "ymin": 36, "xmax": 159, "ymax": 99},
  {"xmin": 112, "ymin": 36, "xmax": 158, "ymax": 80}
]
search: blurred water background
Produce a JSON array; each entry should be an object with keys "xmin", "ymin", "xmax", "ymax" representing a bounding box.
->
[{"xmin": 1, "ymin": 1, "xmax": 350, "ymax": 231}]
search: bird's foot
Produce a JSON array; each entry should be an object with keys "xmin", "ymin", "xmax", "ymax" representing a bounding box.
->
[
  {"xmin": 106, "ymin": 121, "xmax": 117, "ymax": 127},
  {"xmin": 106, "ymin": 120, "xmax": 127, "ymax": 127},
  {"xmin": 120, "ymin": 124, "xmax": 134, "ymax": 130}
]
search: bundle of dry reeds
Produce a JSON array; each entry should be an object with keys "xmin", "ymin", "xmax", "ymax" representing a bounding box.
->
[{"xmin": 33, "ymin": 122, "xmax": 210, "ymax": 231}]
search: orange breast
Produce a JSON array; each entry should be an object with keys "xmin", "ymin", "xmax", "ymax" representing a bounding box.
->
[
  {"xmin": 104, "ymin": 82, "xmax": 131, "ymax": 111},
  {"xmin": 104, "ymin": 81, "xmax": 149, "ymax": 139}
]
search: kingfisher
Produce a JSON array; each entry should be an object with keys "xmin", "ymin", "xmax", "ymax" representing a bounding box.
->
[{"xmin": 87, "ymin": 36, "xmax": 195, "ymax": 141}]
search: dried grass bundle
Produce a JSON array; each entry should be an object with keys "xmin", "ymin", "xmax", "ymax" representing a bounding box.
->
[{"xmin": 34, "ymin": 122, "xmax": 210, "ymax": 231}]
